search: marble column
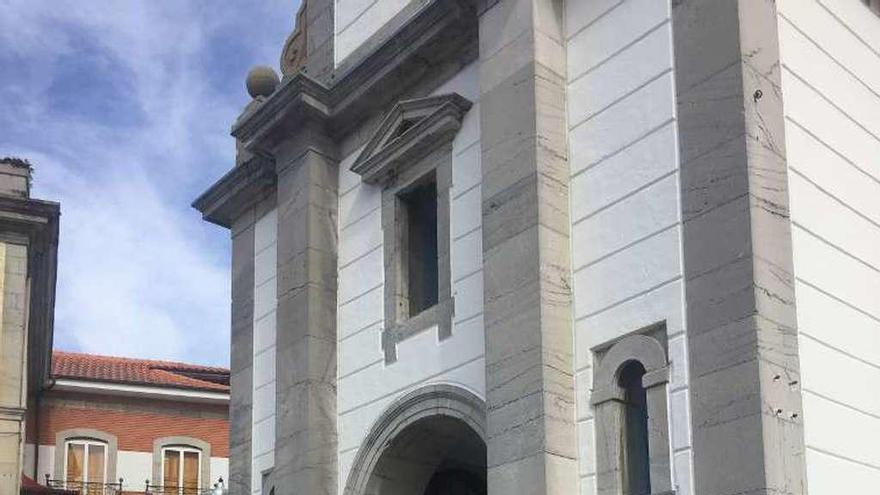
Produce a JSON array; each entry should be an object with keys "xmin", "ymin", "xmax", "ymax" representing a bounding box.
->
[
  {"xmin": 478, "ymin": 0, "xmax": 577, "ymax": 493},
  {"xmin": 228, "ymin": 205, "xmax": 256, "ymax": 495},
  {"xmin": 672, "ymin": 1, "xmax": 808, "ymax": 494},
  {"xmin": 273, "ymin": 124, "xmax": 339, "ymax": 495}
]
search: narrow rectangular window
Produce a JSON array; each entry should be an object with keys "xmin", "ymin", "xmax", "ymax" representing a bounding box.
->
[
  {"xmin": 164, "ymin": 450, "xmax": 180, "ymax": 488},
  {"xmin": 66, "ymin": 443, "xmax": 84, "ymax": 482},
  {"xmin": 183, "ymin": 451, "xmax": 200, "ymax": 493},
  {"xmin": 87, "ymin": 444, "xmax": 105, "ymax": 491},
  {"xmin": 400, "ymin": 174, "xmax": 438, "ymax": 316}
]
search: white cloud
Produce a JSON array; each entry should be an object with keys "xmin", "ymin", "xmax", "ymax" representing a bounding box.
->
[{"xmin": 0, "ymin": 0, "xmax": 296, "ymax": 365}]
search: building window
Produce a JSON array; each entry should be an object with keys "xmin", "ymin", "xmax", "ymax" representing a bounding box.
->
[
  {"xmin": 64, "ymin": 439, "xmax": 107, "ymax": 490},
  {"xmin": 591, "ymin": 330, "xmax": 673, "ymax": 495},
  {"xmin": 54, "ymin": 429, "xmax": 118, "ymax": 489},
  {"xmin": 162, "ymin": 446, "xmax": 202, "ymax": 494},
  {"xmin": 619, "ymin": 361, "xmax": 651, "ymax": 495},
  {"xmin": 348, "ymin": 93, "xmax": 472, "ymax": 363},
  {"xmin": 152, "ymin": 436, "xmax": 212, "ymax": 493},
  {"xmin": 399, "ymin": 173, "xmax": 438, "ymax": 316}
]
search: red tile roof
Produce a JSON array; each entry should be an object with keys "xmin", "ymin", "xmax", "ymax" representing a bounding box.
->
[{"xmin": 51, "ymin": 351, "xmax": 230, "ymax": 393}]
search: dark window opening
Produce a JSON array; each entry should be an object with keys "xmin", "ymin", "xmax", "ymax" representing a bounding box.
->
[
  {"xmin": 619, "ymin": 361, "xmax": 651, "ymax": 495},
  {"xmin": 400, "ymin": 175, "xmax": 438, "ymax": 316}
]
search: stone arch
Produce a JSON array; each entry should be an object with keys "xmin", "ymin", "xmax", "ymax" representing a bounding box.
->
[
  {"xmin": 593, "ymin": 333, "xmax": 668, "ymax": 402},
  {"xmin": 344, "ymin": 384, "xmax": 486, "ymax": 495}
]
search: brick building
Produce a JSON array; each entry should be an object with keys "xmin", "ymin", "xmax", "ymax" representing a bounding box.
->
[{"xmin": 23, "ymin": 351, "xmax": 230, "ymax": 494}]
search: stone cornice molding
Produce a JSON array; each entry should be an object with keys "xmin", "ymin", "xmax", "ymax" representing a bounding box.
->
[
  {"xmin": 351, "ymin": 93, "xmax": 472, "ymax": 184},
  {"xmin": 0, "ymin": 405, "xmax": 26, "ymax": 421},
  {"xmin": 231, "ymin": 75, "xmax": 332, "ymax": 152},
  {"xmin": 192, "ymin": 156, "xmax": 275, "ymax": 228},
  {"xmin": 196, "ymin": 0, "xmax": 478, "ymax": 230},
  {"xmin": 231, "ymin": 0, "xmax": 477, "ymax": 153}
]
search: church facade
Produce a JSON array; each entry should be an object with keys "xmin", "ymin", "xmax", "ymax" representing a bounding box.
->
[{"xmin": 194, "ymin": 0, "xmax": 880, "ymax": 494}]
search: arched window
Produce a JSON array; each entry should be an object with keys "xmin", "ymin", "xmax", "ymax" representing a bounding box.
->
[
  {"xmin": 619, "ymin": 361, "xmax": 650, "ymax": 495},
  {"xmin": 591, "ymin": 332, "xmax": 672, "ymax": 495},
  {"xmin": 161, "ymin": 445, "xmax": 202, "ymax": 494},
  {"xmin": 64, "ymin": 439, "xmax": 107, "ymax": 489},
  {"xmin": 152, "ymin": 436, "xmax": 212, "ymax": 494},
  {"xmin": 53, "ymin": 429, "xmax": 118, "ymax": 489}
]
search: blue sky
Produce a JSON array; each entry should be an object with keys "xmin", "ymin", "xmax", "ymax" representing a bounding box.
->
[{"xmin": 0, "ymin": 0, "xmax": 297, "ymax": 366}]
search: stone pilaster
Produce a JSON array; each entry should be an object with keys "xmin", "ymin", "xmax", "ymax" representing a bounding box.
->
[
  {"xmin": 672, "ymin": 1, "xmax": 807, "ymax": 494},
  {"xmin": 478, "ymin": 0, "xmax": 576, "ymax": 493},
  {"xmin": 272, "ymin": 125, "xmax": 338, "ymax": 495},
  {"xmin": 0, "ymin": 242, "xmax": 28, "ymax": 495},
  {"xmin": 229, "ymin": 209, "xmax": 256, "ymax": 495}
]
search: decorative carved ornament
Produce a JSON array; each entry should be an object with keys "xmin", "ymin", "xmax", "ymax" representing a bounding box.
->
[
  {"xmin": 350, "ymin": 93, "xmax": 473, "ymax": 184},
  {"xmin": 280, "ymin": 0, "xmax": 308, "ymax": 77}
]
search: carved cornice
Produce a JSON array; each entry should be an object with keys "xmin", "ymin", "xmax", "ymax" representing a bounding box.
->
[
  {"xmin": 231, "ymin": 75, "xmax": 332, "ymax": 152},
  {"xmin": 231, "ymin": 0, "xmax": 477, "ymax": 152},
  {"xmin": 198, "ymin": 0, "xmax": 478, "ymax": 230},
  {"xmin": 192, "ymin": 156, "xmax": 275, "ymax": 228},
  {"xmin": 351, "ymin": 94, "xmax": 472, "ymax": 184}
]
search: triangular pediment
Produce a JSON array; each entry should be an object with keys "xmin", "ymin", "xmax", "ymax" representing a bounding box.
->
[{"xmin": 351, "ymin": 93, "xmax": 473, "ymax": 184}]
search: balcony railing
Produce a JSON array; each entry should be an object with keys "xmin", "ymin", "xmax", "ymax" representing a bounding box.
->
[
  {"xmin": 43, "ymin": 476, "xmax": 226, "ymax": 495},
  {"xmin": 45, "ymin": 477, "xmax": 123, "ymax": 495},
  {"xmin": 143, "ymin": 482, "xmax": 224, "ymax": 495}
]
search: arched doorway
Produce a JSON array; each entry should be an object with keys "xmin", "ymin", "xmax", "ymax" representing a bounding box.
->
[{"xmin": 344, "ymin": 384, "xmax": 487, "ymax": 495}]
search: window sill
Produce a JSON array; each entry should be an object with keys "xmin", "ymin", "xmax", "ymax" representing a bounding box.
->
[{"xmin": 382, "ymin": 297, "xmax": 454, "ymax": 363}]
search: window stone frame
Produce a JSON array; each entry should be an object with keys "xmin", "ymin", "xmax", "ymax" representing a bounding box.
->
[
  {"xmin": 151, "ymin": 436, "xmax": 212, "ymax": 490},
  {"xmin": 350, "ymin": 93, "xmax": 472, "ymax": 363},
  {"xmin": 591, "ymin": 329, "xmax": 674, "ymax": 495},
  {"xmin": 380, "ymin": 146, "xmax": 453, "ymax": 363},
  {"xmin": 54, "ymin": 428, "xmax": 118, "ymax": 484}
]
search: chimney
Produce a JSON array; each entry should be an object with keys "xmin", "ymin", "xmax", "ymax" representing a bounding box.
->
[{"xmin": 0, "ymin": 157, "xmax": 32, "ymax": 199}]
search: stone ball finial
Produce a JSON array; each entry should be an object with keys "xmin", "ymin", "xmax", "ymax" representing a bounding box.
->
[{"xmin": 246, "ymin": 66, "xmax": 280, "ymax": 99}]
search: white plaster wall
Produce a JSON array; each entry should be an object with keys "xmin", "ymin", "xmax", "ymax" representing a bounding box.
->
[
  {"xmin": 776, "ymin": 0, "xmax": 880, "ymax": 490},
  {"xmin": 335, "ymin": 61, "xmax": 483, "ymax": 493},
  {"xmin": 564, "ymin": 0, "xmax": 692, "ymax": 493},
  {"xmin": 33, "ymin": 445, "xmax": 54, "ymax": 484},
  {"xmin": 22, "ymin": 443, "xmax": 35, "ymax": 480},
  {"xmin": 210, "ymin": 456, "xmax": 229, "ymax": 488},
  {"xmin": 252, "ymin": 208, "xmax": 278, "ymax": 494},
  {"xmin": 116, "ymin": 450, "xmax": 151, "ymax": 490},
  {"xmin": 335, "ymin": 0, "xmax": 416, "ymax": 64}
]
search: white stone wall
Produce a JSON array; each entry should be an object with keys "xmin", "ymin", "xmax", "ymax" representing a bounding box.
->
[
  {"xmin": 32, "ymin": 445, "xmax": 53, "ymax": 484},
  {"xmin": 564, "ymin": 0, "xmax": 692, "ymax": 494},
  {"xmin": 22, "ymin": 443, "xmax": 35, "ymax": 480},
  {"xmin": 776, "ymin": 0, "xmax": 880, "ymax": 490},
  {"xmin": 334, "ymin": 0, "xmax": 416, "ymax": 64},
  {"xmin": 210, "ymin": 456, "xmax": 230, "ymax": 489},
  {"xmin": 335, "ymin": 61, "xmax": 483, "ymax": 492},
  {"xmin": 252, "ymin": 208, "xmax": 278, "ymax": 494}
]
